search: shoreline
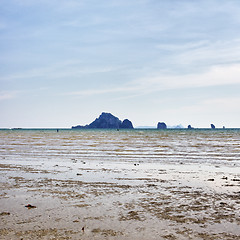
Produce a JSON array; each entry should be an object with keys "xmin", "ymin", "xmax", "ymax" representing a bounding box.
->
[{"xmin": 1, "ymin": 128, "xmax": 240, "ymax": 131}]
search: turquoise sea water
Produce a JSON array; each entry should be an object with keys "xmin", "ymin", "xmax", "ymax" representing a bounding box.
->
[{"xmin": 0, "ymin": 129, "xmax": 240, "ymax": 167}]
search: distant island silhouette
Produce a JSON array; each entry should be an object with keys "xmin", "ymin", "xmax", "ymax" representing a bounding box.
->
[
  {"xmin": 71, "ymin": 112, "xmax": 222, "ymax": 130},
  {"xmin": 157, "ymin": 122, "xmax": 167, "ymax": 129},
  {"xmin": 72, "ymin": 112, "xmax": 133, "ymax": 129}
]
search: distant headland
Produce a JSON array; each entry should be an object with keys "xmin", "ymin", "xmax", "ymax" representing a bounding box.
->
[{"xmin": 72, "ymin": 112, "xmax": 133, "ymax": 129}]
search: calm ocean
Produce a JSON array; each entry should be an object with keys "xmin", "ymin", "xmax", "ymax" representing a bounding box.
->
[{"xmin": 0, "ymin": 129, "xmax": 239, "ymax": 167}]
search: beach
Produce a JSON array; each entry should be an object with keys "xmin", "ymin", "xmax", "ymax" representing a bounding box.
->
[{"xmin": 0, "ymin": 129, "xmax": 240, "ymax": 239}]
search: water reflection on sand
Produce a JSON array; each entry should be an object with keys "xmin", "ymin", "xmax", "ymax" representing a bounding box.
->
[{"xmin": 0, "ymin": 129, "xmax": 240, "ymax": 239}]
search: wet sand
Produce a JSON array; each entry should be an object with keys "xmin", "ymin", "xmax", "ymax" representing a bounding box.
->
[{"xmin": 0, "ymin": 160, "xmax": 240, "ymax": 240}]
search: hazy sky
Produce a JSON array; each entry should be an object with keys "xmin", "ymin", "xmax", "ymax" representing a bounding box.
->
[{"xmin": 1, "ymin": 0, "xmax": 240, "ymax": 128}]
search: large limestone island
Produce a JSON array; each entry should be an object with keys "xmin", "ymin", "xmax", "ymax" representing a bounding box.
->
[{"xmin": 72, "ymin": 112, "xmax": 134, "ymax": 129}]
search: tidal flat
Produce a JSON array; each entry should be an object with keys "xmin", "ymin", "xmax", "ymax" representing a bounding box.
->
[
  {"xmin": 0, "ymin": 160, "xmax": 240, "ymax": 240},
  {"xmin": 0, "ymin": 129, "xmax": 240, "ymax": 239}
]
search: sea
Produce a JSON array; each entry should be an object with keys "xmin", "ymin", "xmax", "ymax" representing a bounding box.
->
[{"xmin": 0, "ymin": 128, "xmax": 240, "ymax": 167}]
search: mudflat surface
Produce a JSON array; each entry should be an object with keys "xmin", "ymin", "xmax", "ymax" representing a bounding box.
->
[{"xmin": 1, "ymin": 160, "xmax": 240, "ymax": 239}]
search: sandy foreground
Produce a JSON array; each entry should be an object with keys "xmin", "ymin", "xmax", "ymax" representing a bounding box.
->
[{"xmin": 0, "ymin": 160, "xmax": 240, "ymax": 240}]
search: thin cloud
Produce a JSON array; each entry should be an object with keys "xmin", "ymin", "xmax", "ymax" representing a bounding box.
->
[
  {"xmin": 65, "ymin": 63, "xmax": 240, "ymax": 98},
  {"xmin": 0, "ymin": 61, "xmax": 120, "ymax": 82},
  {"xmin": 156, "ymin": 40, "xmax": 209, "ymax": 52},
  {"xmin": 175, "ymin": 39, "xmax": 240, "ymax": 66},
  {"xmin": 0, "ymin": 91, "xmax": 18, "ymax": 101},
  {"xmin": 202, "ymin": 97, "xmax": 240, "ymax": 111},
  {"xmin": 167, "ymin": 96, "xmax": 240, "ymax": 116},
  {"xmin": 135, "ymin": 63, "xmax": 240, "ymax": 90},
  {"xmin": 65, "ymin": 86, "xmax": 137, "ymax": 97}
]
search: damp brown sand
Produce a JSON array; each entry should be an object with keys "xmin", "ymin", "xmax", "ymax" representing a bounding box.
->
[{"xmin": 1, "ymin": 160, "xmax": 240, "ymax": 240}]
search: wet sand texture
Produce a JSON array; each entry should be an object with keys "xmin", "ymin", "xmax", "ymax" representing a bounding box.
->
[
  {"xmin": 1, "ymin": 129, "xmax": 240, "ymax": 239},
  {"xmin": 1, "ymin": 161, "xmax": 240, "ymax": 240}
]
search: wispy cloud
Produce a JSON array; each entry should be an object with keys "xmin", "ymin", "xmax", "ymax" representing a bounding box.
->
[
  {"xmin": 135, "ymin": 63, "xmax": 240, "ymax": 90},
  {"xmin": 156, "ymin": 40, "xmax": 210, "ymax": 52},
  {"xmin": 0, "ymin": 91, "xmax": 18, "ymax": 101},
  {"xmin": 64, "ymin": 63, "xmax": 240, "ymax": 98},
  {"xmin": 64, "ymin": 86, "xmax": 138, "ymax": 97},
  {"xmin": 165, "ymin": 96, "xmax": 240, "ymax": 118},
  {"xmin": 202, "ymin": 97, "xmax": 240, "ymax": 111},
  {"xmin": 174, "ymin": 39, "xmax": 240, "ymax": 66},
  {"xmin": 0, "ymin": 61, "xmax": 120, "ymax": 82}
]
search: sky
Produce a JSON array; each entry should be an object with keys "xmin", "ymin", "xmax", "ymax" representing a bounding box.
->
[{"xmin": 0, "ymin": 0, "xmax": 240, "ymax": 128}]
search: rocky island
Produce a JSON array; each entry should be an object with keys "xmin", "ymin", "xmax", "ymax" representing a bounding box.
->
[
  {"xmin": 211, "ymin": 124, "xmax": 216, "ymax": 129},
  {"xmin": 72, "ymin": 112, "xmax": 134, "ymax": 129},
  {"xmin": 157, "ymin": 122, "xmax": 167, "ymax": 129}
]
